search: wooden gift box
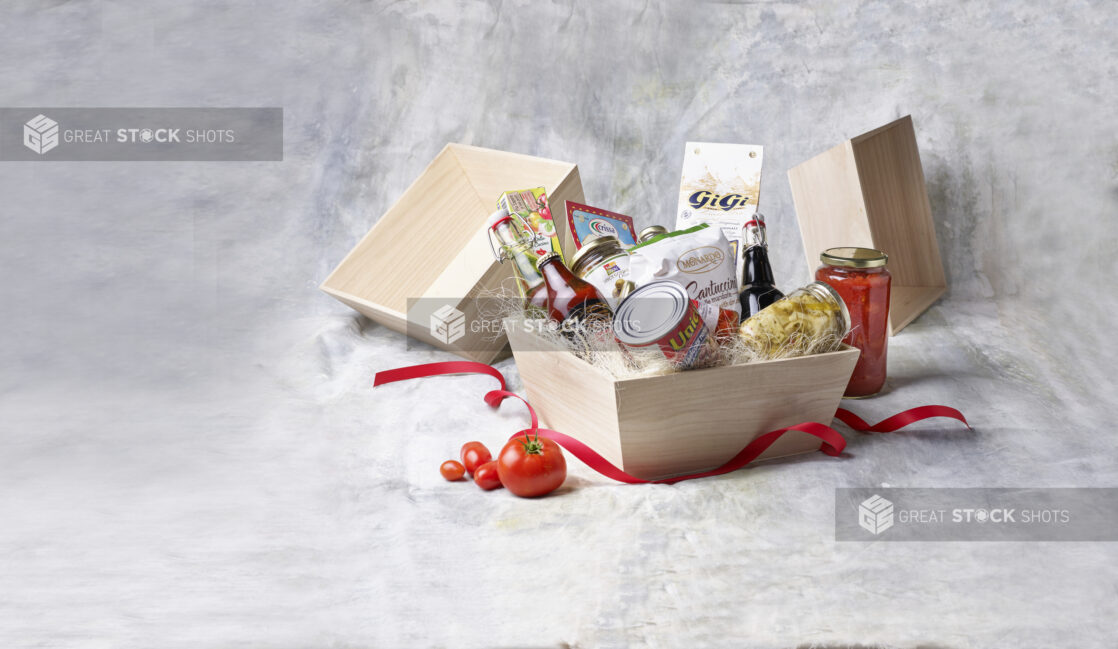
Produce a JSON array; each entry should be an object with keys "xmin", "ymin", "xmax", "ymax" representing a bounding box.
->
[
  {"xmin": 788, "ymin": 115, "xmax": 947, "ymax": 334},
  {"xmin": 320, "ymin": 144, "xmax": 585, "ymax": 363},
  {"xmin": 505, "ymin": 321, "xmax": 860, "ymax": 480}
]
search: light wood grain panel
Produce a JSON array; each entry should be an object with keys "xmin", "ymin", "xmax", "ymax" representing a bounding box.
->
[
  {"xmin": 320, "ymin": 146, "xmax": 486, "ymax": 314},
  {"xmin": 789, "ymin": 141, "xmax": 876, "ymax": 267},
  {"xmin": 505, "ymin": 320, "xmax": 623, "ymax": 467},
  {"xmin": 319, "ymin": 288, "xmax": 407, "ymax": 332},
  {"xmin": 449, "ymin": 144, "xmax": 580, "ymax": 202},
  {"xmin": 788, "ymin": 116, "xmax": 947, "ymax": 335},
  {"xmin": 450, "ymin": 144, "xmax": 585, "ymax": 259},
  {"xmin": 851, "ymin": 116, "xmax": 947, "ymax": 296},
  {"xmin": 321, "ymin": 144, "xmax": 583, "ymax": 361},
  {"xmin": 888, "ymin": 285, "xmax": 946, "ymax": 332},
  {"xmin": 613, "ymin": 346, "xmax": 860, "ymax": 480}
]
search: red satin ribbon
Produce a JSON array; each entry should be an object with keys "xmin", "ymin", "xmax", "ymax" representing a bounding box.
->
[{"xmin": 373, "ymin": 361, "xmax": 970, "ymax": 485}]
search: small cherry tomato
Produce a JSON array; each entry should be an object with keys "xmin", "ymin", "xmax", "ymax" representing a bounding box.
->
[
  {"xmin": 497, "ymin": 432, "xmax": 567, "ymax": 498},
  {"xmin": 473, "ymin": 461, "xmax": 502, "ymax": 491},
  {"xmin": 440, "ymin": 460, "xmax": 465, "ymax": 481},
  {"xmin": 460, "ymin": 441, "xmax": 492, "ymax": 476}
]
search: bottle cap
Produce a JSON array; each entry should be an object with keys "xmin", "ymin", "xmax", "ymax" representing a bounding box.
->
[
  {"xmin": 743, "ymin": 214, "xmax": 768, "ymax": 247},
  {"xmin": 820, "ymin": 247, "xmax": 888, "ymax": 269},
  {"xmin": 535, "ymin": 252, "xmax": 560, "ymax": 269}
]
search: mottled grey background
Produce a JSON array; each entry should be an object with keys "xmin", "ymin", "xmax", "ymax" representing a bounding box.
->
[{"xmin": 2, "ymin": 1, "xmax": 1117, "ymax": 648}]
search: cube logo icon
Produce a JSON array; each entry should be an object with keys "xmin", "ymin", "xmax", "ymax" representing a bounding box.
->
[
  {"xmin": 430, "ymin": 305, "xmax": 466, "ymax": 345},
  {"xmin": 24, "ymin": 114, "xmax": 59, "ymax": 155},
  {"xmin": 859, "ymin": 494, "xmax": 894, "ymax": 535}
]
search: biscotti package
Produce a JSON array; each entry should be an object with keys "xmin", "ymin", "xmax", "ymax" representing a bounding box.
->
[{"xmin": 627, "ymin": 223, "xmax": 740, "ymax": 333}]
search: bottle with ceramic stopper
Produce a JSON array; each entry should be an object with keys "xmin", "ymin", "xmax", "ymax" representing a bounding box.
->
[
  {"xmin": 486, "ymin": 208, "xmax": 547, "ymax": 310},
  {"xmin": 738, "ymin": 214, "xmax": 785, "ymax": 318}
]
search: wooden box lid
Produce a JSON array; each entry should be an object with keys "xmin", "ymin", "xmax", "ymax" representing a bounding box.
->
[
  {"xmin": 321, "ymin": 144, "xmax": 584, "ymax": 363},
  {"xmin": 788, "ymin": 116, "xmax": 947, "ymax": 334}
]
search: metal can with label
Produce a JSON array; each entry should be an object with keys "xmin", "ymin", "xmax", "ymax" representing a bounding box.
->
[
  {"xmin": 569, "ymin": 234, "xmax": 631, "ymax": 309},
  {"xmin": 613, "ymin": 280, "xmax": 720, "ymax": 370}
]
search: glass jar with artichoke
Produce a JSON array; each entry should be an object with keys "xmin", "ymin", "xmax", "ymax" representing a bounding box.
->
[{"xmin": 737, "ymin": 281, "xmax": 850, "ymax": 359}]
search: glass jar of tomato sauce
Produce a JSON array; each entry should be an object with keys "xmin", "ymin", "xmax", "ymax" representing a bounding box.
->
[{"xmin": 815, "ymin": 247, "xmax": 891, "ymax": 397}]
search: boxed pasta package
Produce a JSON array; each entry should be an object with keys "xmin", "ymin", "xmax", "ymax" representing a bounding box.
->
[{"xmin": 675, "ymin": 142, "xmax": 763, "ymax": 279}]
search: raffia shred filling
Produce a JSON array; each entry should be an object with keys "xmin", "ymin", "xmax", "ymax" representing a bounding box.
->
[{"xmin": 477, "ymin": 281, "xmax": 849, "ymax": 380}]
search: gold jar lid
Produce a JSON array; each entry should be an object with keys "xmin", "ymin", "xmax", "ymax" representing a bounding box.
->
[
  {"xmin": 820, "ymin": 247, "xmax": 889, "ymax": 269},
  {"xmin": 570, "ymin": 234, "xmax": 624, "ymax": 275},
  {"xmin": 637, "ymin": 225, "xmax": 669, "ymax": 243}
]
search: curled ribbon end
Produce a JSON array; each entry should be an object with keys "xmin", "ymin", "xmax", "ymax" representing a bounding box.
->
[{"xmin": 483, "ymin": 390, "xmax": 507, "ymax": 409}]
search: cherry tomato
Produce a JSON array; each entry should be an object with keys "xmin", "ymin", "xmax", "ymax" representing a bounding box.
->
[
  {"xmin": 473, "ymin": 461, "xmax": 502, "ymax": 491},
  {"xmin": 460, "ymin": 441, "xmax": 492, "ymax": 476},
  {"xmin": 497, "ymin": 432, "xmax": 566, "ymax": 498},
  {"xmin": 440, "ymin": 460, "xmax": 465, "ymax": 481}
]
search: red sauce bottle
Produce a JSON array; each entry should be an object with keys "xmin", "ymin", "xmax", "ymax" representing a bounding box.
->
[
  {"xmin": 815, "ymin": 247, "xmax": 891, "ymax": 397},
  {"xmin": 536, "ymin": 252, "xmax": 611, "ymax": 325}
]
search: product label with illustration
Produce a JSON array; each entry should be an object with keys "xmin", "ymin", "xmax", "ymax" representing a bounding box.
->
[
  {"xmin": 675, "ymin": 142, "xmax": 763, "ymax": 278},
  {"xmin": 628, "ymin": 223, "xmax": 740, "ymax": 330},
  {"xmin": 565, "ymin": 201, "xmax": 638, "ymax": 249},
  {"xmin": 497, "ymin": 187, "xmax": 563, "ymax": 260},
  {"xmin": 581, "ymin": 251, "xmax": 630, "ymax": 309}
]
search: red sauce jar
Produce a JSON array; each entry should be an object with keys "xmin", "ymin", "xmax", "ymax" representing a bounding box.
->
[{"xmin": 815, "ymin": 247, "xmax": 891, "ymax": 397}]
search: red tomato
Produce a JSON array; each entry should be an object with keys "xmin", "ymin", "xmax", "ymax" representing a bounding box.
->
[
  {"xmin": 460, "ymin": 441, "xmax": 492, "ymax": 476},
  {"xmin": 497, "ymin": 433, "xmax": 567, "ymax": 498},
  {"xmin": 440, "ymin": 460, "xmax": 465, "ymax": 481},
  {"xmin": 473, "ymin": 461, "xmax": 502, "ymax": 491}
]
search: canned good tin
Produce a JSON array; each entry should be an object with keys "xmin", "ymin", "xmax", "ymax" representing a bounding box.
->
[
  {"xmin": 613, "ymin": 280, "xmax": 720, "ymax": 370},
  {"xmin": 570, "ymin": 234, "xmax": 631, "ymax": 309}
]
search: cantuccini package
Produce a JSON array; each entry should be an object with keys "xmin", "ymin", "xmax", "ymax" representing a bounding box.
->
[
  {"xmin": 675, "ymin": 142, "xmax": 763, "ymax": 279},
  {"xmin": 628, "ymin": 223, "xmax": 740, "ymax": 333}
]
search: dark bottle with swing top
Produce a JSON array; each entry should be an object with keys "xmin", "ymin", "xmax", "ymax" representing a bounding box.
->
[{"xmin": 738, "ymin": 215, "xmax": 784, "ymax": 317}]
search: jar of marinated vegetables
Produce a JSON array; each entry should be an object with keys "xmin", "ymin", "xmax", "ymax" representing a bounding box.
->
[
  {"xmin": 737, "ymin": 281, "xmax": 849, "ymax": 360},
  {"xmin": 569, "ymin": 234, "xmax": 631, "ymax": 309},
  {"xmin": 815, "ymin": 247, "xmax": 891, "ymax": 398}
]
